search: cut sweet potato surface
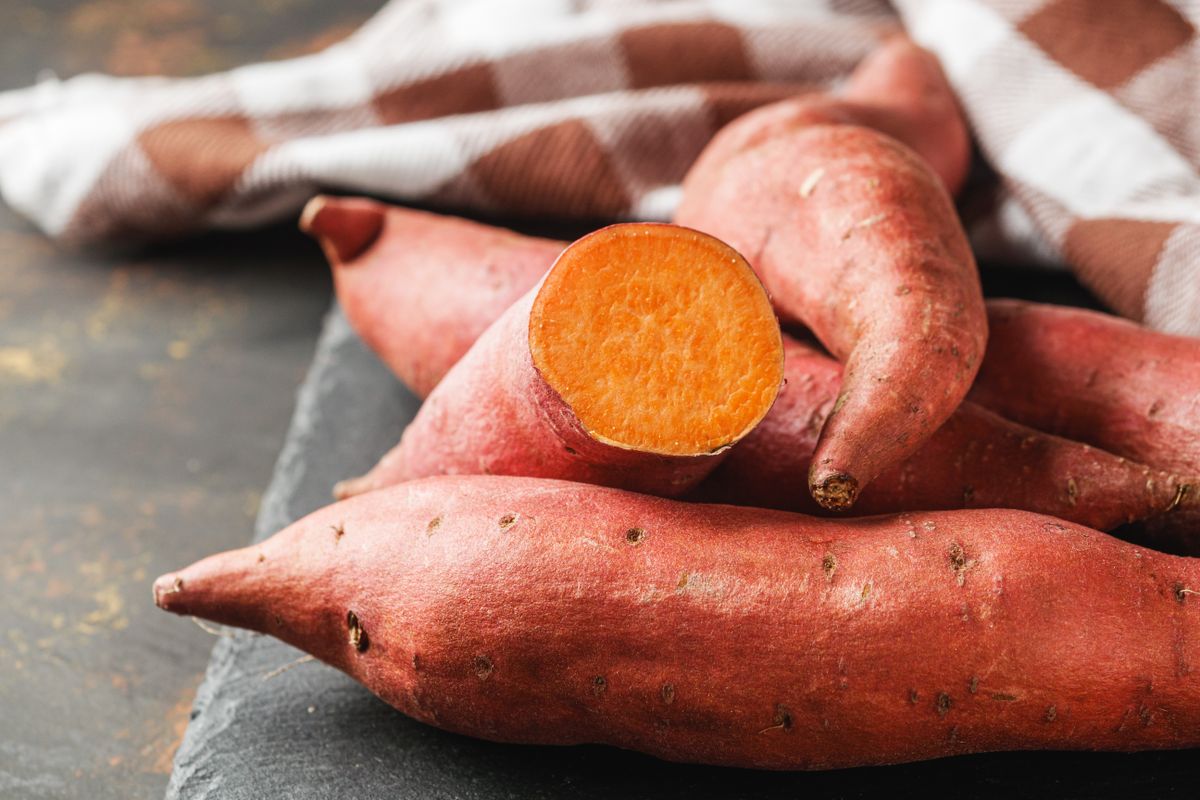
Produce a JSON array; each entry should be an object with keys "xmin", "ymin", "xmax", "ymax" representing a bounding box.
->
[{"xmin": 529, "ymin": 223, "xmax": 783, "ymax": 456}]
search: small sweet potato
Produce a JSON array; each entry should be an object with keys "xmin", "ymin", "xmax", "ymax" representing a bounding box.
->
[
  {"xmin": 699, "ymin": 337, "xmax": 1196, "ymax": 531},
  {"xmin": 972, "ymin": 299, "xmax": 1200, "ymax": 476},
  {"xmin": 156, "ymin": 474, "xmax": 1200, "ymax": 770},
  {"xmin": 301, "ymin": 196, "xmax": 560, "ymax": 398},
  {"xmin": 335, "ymin": 223, "xmax": 783, "ymax": 499}
]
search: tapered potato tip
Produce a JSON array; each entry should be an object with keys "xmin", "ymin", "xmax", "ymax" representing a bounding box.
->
[
  {"xmin": 810, "ymin": 470, "xmax": 859, "ymax": 512},
  {"xmin": 152, "ymin": 545, "xmax": 265, "ymax": 630},
  {"xmin": 152, "ymin": 572, "xmax": 184, "ymax": 611},
  {"xmin": 300, "ymin": 195, "xmax": 385, "ymax": 263}
]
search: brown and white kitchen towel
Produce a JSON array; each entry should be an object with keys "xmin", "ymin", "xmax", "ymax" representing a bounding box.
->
[{"xmin": 0, "ymin": 0, "xmax": 1197, "ymax": 333}]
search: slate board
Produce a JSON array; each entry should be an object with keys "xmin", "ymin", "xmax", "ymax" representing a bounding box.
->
[{"xmin": 167, "ymin": 304, "xmax": 1199, "ymax": 800}]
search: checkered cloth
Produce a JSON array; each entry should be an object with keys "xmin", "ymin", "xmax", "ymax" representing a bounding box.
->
[{"xmin": 1, "ymin": 0, "xmax": 1197, "ymax": 333}]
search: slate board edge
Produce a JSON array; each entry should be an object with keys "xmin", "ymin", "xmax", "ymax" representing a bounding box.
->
[{"xmin": 163, "ymin": 305, "xmax": 392, "ymax": 799}]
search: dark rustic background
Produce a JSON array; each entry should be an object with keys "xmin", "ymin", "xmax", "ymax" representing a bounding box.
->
[{"xmin": 0, "ymin": 3, "xmax": 382, "ymax": 798}]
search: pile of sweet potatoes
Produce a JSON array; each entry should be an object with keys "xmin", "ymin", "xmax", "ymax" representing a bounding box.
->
[{"xmin": 157, "ymin": 35, "xmax": 1200, "ymax": 769}]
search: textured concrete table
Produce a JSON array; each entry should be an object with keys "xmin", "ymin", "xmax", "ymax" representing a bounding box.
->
[{"xmin": 0, "ymin": 4, "xmax": 381, "ymax": 798}]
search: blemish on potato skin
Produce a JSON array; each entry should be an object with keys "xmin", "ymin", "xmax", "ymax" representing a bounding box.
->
[
  {"xmin": 822, "ymin": 553, "xmax": 837, "ymax": 582},
  {"xmin": 473, "ymin": 655, "xmax": 493, "ymax": 679},
  {"xmin": 1044, "ymin": 705, "xmax": 1057, "ymax": 722},
  {"xmin": 1174, "ymin": 582, "xmax": 1197, "ymax": 603},
  {"xmin": 661, "ymin": 683, "xmax": 676, "ymax": 705},
  {"xmin": 498, "ymin": 513, "xmax": 518, "ymax": 530},
  {"xmin": 625, "ymin": 527, "xmax": 647, "ymax": 545},
  {"xmin": 948, "ymin": 542, "xmax": 973, "ymax": 586},
  {"xmin": 935, "ymin": 692, "xmax": 953, "ymax": 717},
  {"xmin": 592, "ymin": 676, "xmax": 608, "ymax": 696},
  {"xmin": 1167, "ymin": 484, "xmax": 1191, "ymax": 512},
  {"xmin": 968, "ymin": 676, "xmax": 979, "ymax": 694},
  {"xmin": 799, "ymin": 167, "xmax": 825, "ymax": 197},
  {"xmin": 331, "ymin": 523, "xmax": 345, "ymax": 541},
  {"xmin": 774, "ymin": 705, "xmax": 793, "ymax": 731},
  {"xmin": 427, "ymin": 516, "xmax": 443, "ymax": 535},
  {"xmin": 760, "ymin": 704, "xmax": 794, "ymax": 733},
  {"xmin": 346, "ymin": 611, "xmax": 368, "ymax": 652},
  {"xmin": 990, "ymin": 693, "xmax": 1018, "ymax": 702},
  {"xmin": 1066, "ymin": 478, "xmax": 1078, "ymax": 506}
]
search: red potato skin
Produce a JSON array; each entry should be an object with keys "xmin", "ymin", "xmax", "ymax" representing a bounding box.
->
[
  {"xmin": 301, "ymin": 196, "xmax": 561, "ymax": 398},
  {"xmin": 334, "ymin": 288, "xmax": 722, "ymax": 500},
  {"xmin": 972, "ymin": 299, "xmax": 1200, "ymax": 477},
  {"xmin": 156, "ymin": 475, "xmax": 1200, "ymax": 770},
  {"xmin": 698, "ymin": 337, "xmax": 1196, "ymax": 531},
  {"xmin": 676, "ymin": 124, "xmax": 986, "ymax": 510}
]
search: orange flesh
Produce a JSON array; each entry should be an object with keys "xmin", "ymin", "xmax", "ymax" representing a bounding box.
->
[{"xmin": 529, "ymin": 223, "xmax": 783, "ymax": 456}]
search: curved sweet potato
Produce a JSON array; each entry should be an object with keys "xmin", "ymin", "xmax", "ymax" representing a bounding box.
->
[
  {"xmin": 699, "ymin": 337, "xmax": 1196, "ymax": 531},
  {"xmin": 676, "ymin": 33, "xmax": 984, "ymax": 511},
  {"xmin": 335, "ymin": 223, "xmax": 783, "ymax": 499},
  {"xmin": 301, "ymin": 196, "xmax": 561, "ymax": 398},
  {"xmin": 156, "ymin": 474, "xmax": 1200, "ymax": 770},
  {"xmin": 677, "ymin": 124, "xmax": 986, "ymax": 511}
]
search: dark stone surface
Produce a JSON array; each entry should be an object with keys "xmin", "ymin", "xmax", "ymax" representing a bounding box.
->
[
  {"xmin": 168, "ymin": 299, "xmax": 1200, "ymax": 800},
  {"xmin": 0, "ymin": 208, "xmax": 335, "ymax": 800},
  {"xmin": 0, "ymin": 1, "xmax": 380, "ymax": 91},
  {"xmin": 0, "ymin": 4, "xmax": 382, "ymax": 798}
]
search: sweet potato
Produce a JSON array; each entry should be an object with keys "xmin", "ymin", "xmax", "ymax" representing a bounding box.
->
[
  {"xmin": 156, "ymin": 474, "xmax": 1200, "ymax": 770},
  {"xmin": 673, "ymin": 35, "xmax": 984, "ymax": 511},
  {"xmin": 972, "ymin": 299, "xmax": 1200, "ymax": 477},
  {"xmin": 334, "ymin": 223, "xmax": 783, "ymax": 499},
  {"xmin": 699, "ymin": 337, "xmax": 1196, "ymax": 531},
  {"xmin": 300, "ymin": 196, "xmax": 560, "ymax": 398},
  {"xmin": 676, "ymin": 123, "xmax": 985, "ymax": 511}
]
